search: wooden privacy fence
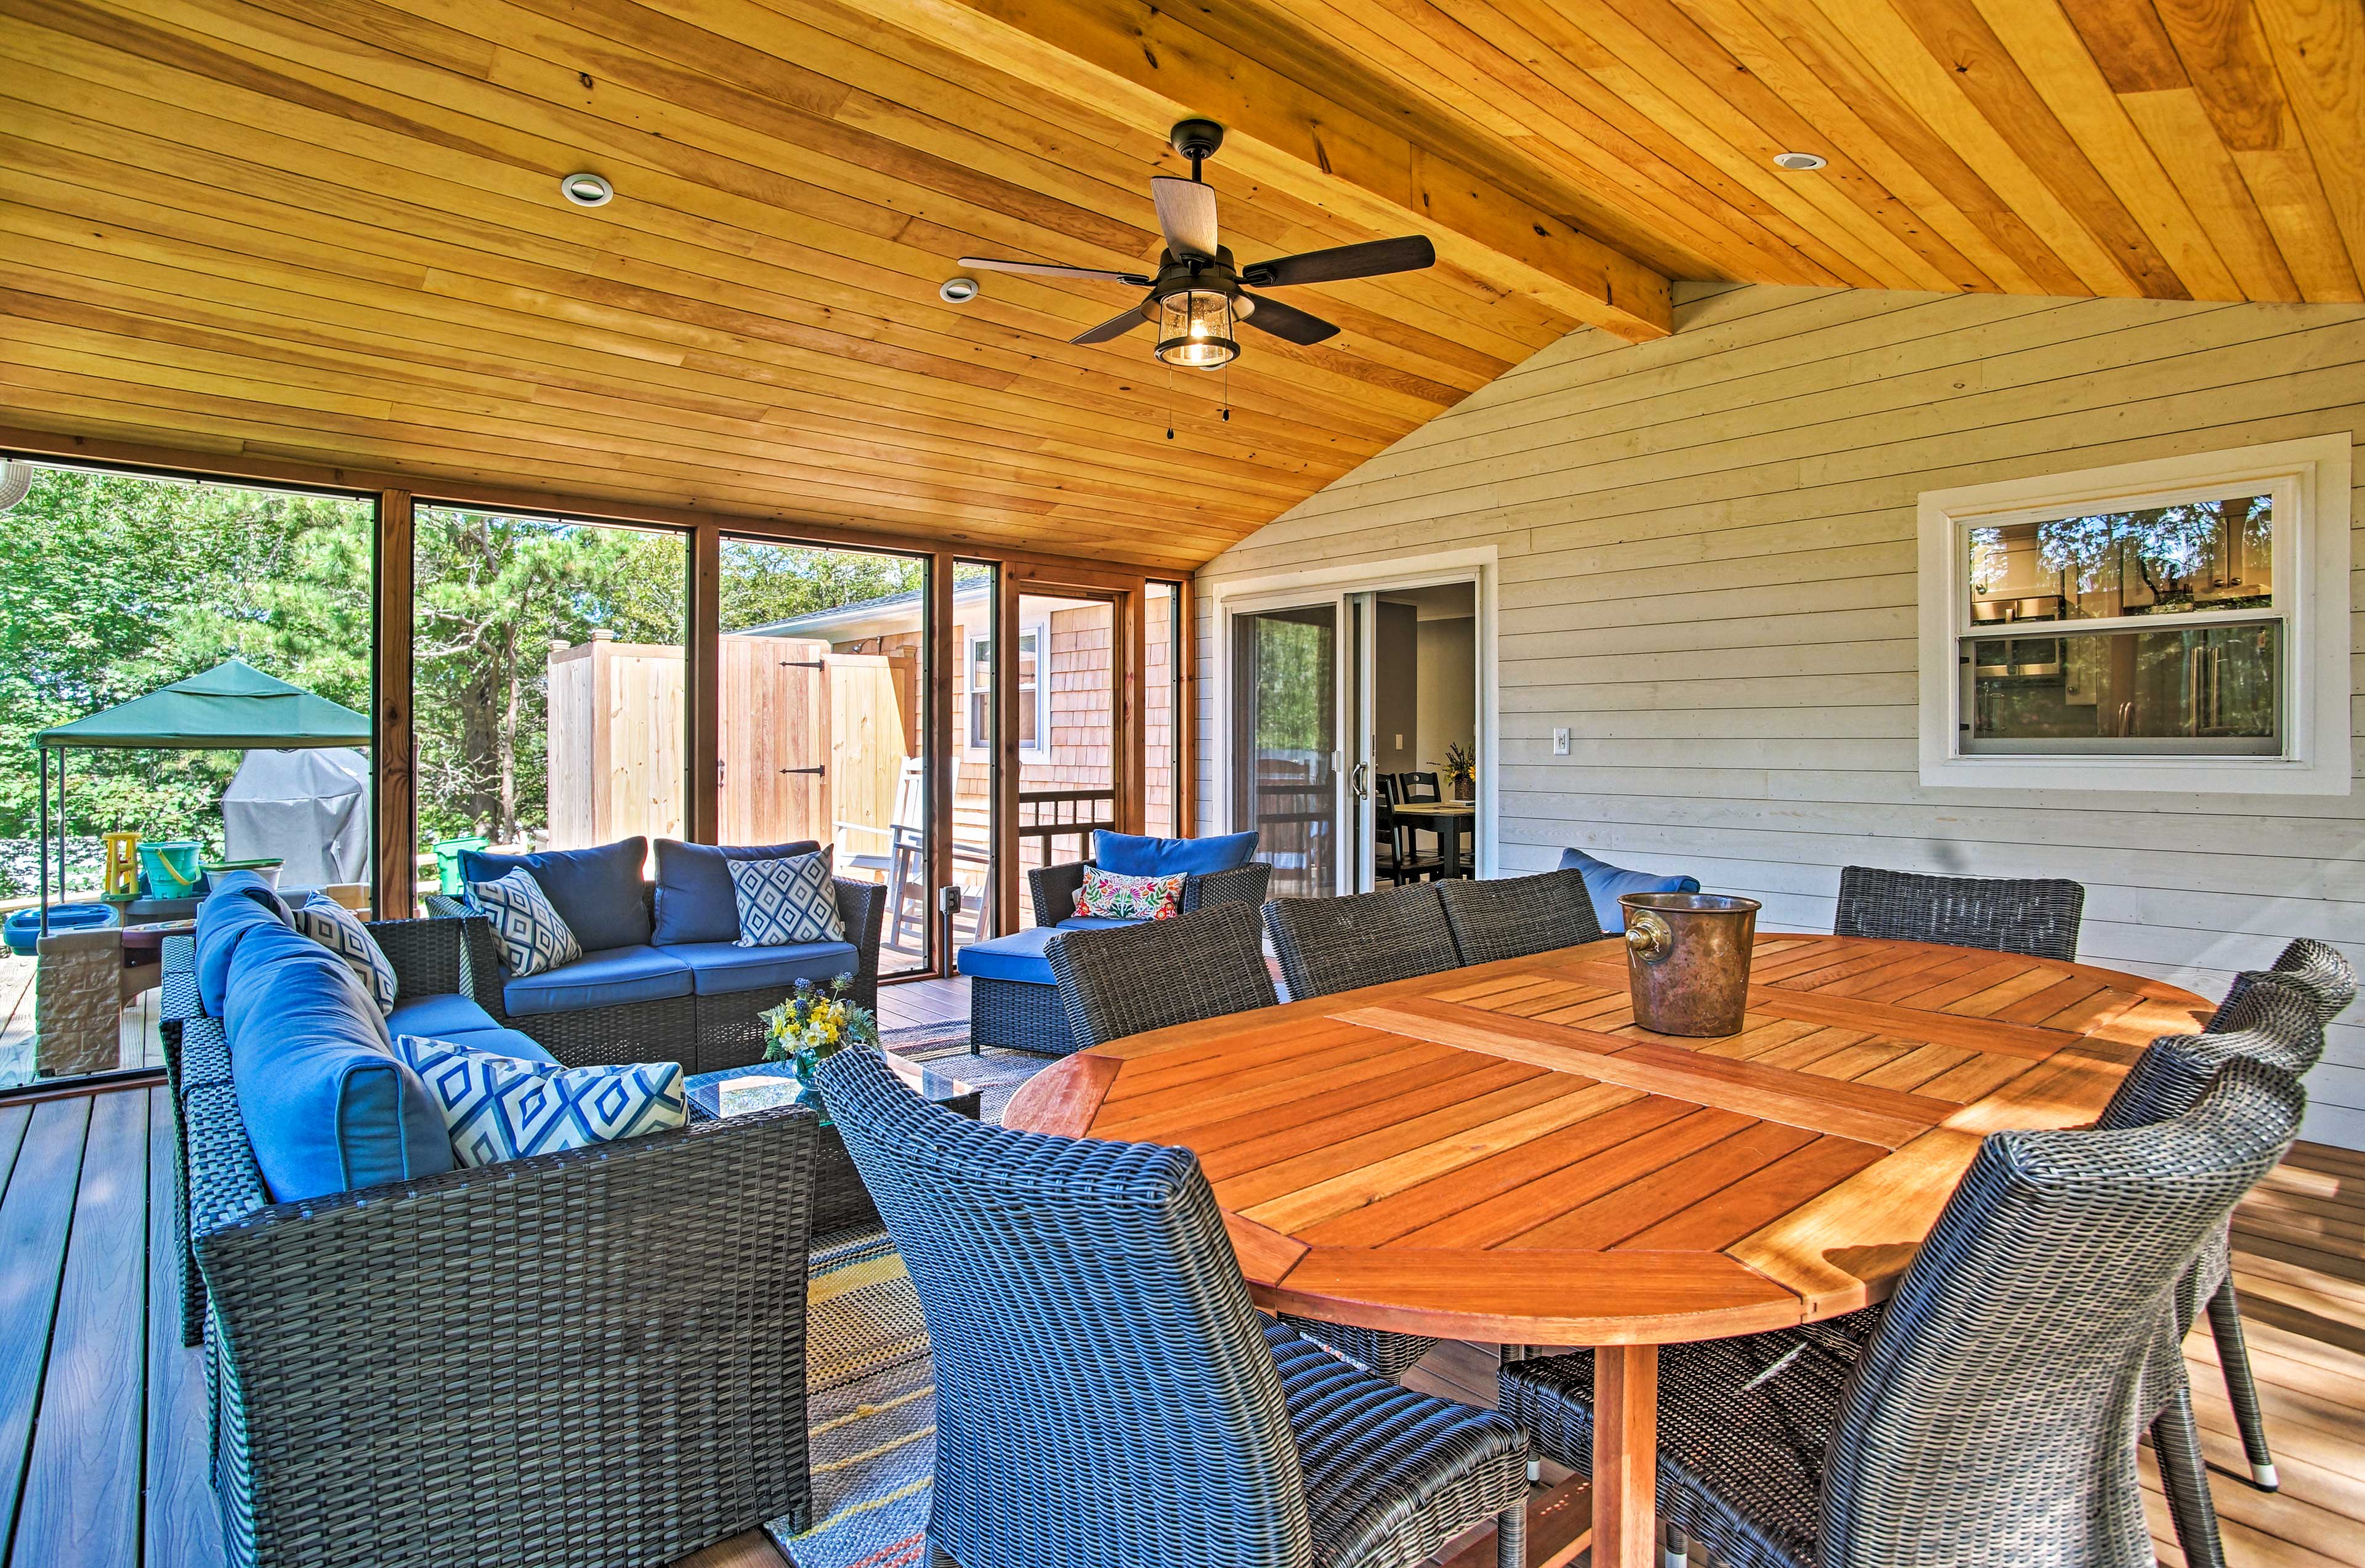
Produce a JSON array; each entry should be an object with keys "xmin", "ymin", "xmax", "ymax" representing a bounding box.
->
[{"xmin": 547, "ymin": 632, "xmax": 913, "ymax": 856}]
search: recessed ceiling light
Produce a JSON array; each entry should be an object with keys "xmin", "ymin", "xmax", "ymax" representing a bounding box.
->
[
  {"xmin": 560, "ymin": 172, "xmax": 613, "ymax": 207},
  {"xmin": 939, "ymin": 276, "xmax": 980, "ymax": 304},
  {"xmin": 1773, "ymin": 151, "xmax": 1829, "ymax": 171}
]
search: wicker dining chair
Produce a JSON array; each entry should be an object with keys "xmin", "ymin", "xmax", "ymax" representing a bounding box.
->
[
  {"xmin": 1831, "ymin": 864, "xmax": 2084, "ymax": 963},
  {"xmin": 1043, "ymin": 901, "xmax": 1278, "ymax": 1052},
  {"xmin": 1437, "ymin": 870, "xmax": 1605, "ymax": 966},
  {"xmin": 1259, "ymin": 885, "xmax": 1467, "ymax": 1379},
  {"xmin": 815, "ymin": 1045, "xmax": 1532, "ymax": 1568},
  {"xmin": 2099, "ymin": 974, "xmax": 2327, "ymax": 1512},
  {"xmin": 1498, "ymin": 1058, "xmax": 2304, "ymax": 1568},
  {"xmin": 2207, "ymin": 936, "xmax": 2356, "ymax": 1033},
  {"xmin": 1264, "ymin": 883, "xmax": 1461, "ymax": 1001}
]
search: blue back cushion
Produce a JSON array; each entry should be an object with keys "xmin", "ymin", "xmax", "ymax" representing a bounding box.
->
[
  {"xmin": 194, "ymin": 871, "xmax": 296, "ymax": 1017},
  {"xmin": 460, "ymin": 838, "xmax": 650, "ymax": 952},
  {"xmin": 1558, "ymin": 848, "xmax": 1702, "ymax": 936},
  {"xmin": 225, "ymin": 921, "xmax": 455, "ymax": 1201},
  {"xmin": 651, "ymin": 838, "xmax": 822, "ymax": 946},
  {"xmin": 1093, "ymin": 830, "xmax": 1259, "ymax": 877}
]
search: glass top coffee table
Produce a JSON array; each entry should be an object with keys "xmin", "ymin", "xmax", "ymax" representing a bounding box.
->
[{"xmin": 684, "ymin": 1053, "xmax": 982, "ymax": 1237}]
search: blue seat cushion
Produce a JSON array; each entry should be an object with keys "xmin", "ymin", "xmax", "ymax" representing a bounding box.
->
[
  {"xmin": 1093, "ymin": 829, "xmax": 1259, "ymax": 877},
  {"xmin": 652, "ymin": 838, "xmax": 822, "ymax": 946},
  {"xmin": 1558, "ymin": 848, "xmax": 1703, "ymax": 936},
  {"xmin": 386, "ymin": 995, "xmax": 557, "ymax": 1065},
  {"xmin": 1056, "ymin": 916, "xmax": 1141, "ymax": 931},
  {"xmin": 666, "ymin": 940, "xmax": 862, "ymax": 996},
  {"xmin": 460, "ymin": 838, "xmax": 651, "ymax": 952},
  {"xmin": 958, "ymin": 927, "xmax": 1059, "ymax": 986},
  {"xmin": 502, "ymin": 944, "xmax": 692, "ymax": 1017},
  {"xmin": 225, "ymin": 921, "xmax": 454, "ymax": 1202},
  {"xmin": 194, "ymin": 873, "xmax": 295, "ymax": 1017}
]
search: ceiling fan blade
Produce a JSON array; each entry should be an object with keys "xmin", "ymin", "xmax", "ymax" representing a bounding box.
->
[
  {"xmin": 1242, "ymin": 236, "xmax": 1437, "ymax": 288},
  {"xmin": 958, "ymin": 256, "xmax": 1152, "ymax": 286},
  {"xmin": 1070, "ymin": 302, "xmax": 1152, "ymax": 346},
  {"xmin": 1149, "ymin": 176, "xmax": 1219, "ymax": 259},
  {"xmin": 1239, "ymin": 292, "xmax": 1340, "ymax": 346}
]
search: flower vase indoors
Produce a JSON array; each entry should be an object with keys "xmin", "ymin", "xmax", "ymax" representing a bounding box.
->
[
  {"xmin": 760, "ymin": 974, "xmax": 880, "ymax": 1110},
  {"xmin": 1443, "ymin": 740, "xmax": 1477, "ymax": 802}
]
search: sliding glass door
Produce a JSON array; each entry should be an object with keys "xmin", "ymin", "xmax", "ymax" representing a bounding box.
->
[{"xmin": 1231, "ymin": 603, "xmax": 1343, "ymax": 899}]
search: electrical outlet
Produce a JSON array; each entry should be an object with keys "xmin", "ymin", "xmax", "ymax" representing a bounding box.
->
[{"xmin": 1552, "ymin": 727, "xmax": 1571, "ymax": 756}]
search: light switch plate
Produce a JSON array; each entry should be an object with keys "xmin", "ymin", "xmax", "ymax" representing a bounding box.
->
[{"xmin": 1553, "ymin": 727, "xmax": 1571, "ymax": 756}]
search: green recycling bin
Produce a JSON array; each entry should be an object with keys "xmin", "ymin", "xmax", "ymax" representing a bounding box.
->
[{"xmin": 432, "ymin": 836, "xmax": 490, "ymax": 896}]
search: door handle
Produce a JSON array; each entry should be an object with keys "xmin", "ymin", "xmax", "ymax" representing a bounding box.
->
[{"xmin": 1349, "ymin": 761, "xmax": 1370, "ymax": 799}]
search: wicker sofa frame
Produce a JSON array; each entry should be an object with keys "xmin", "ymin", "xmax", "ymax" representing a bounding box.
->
[
  {"xmin": 966, "ymin": 860, "xmax": 1271, "ymax": 1057},
  {"xmin": 163, "ymin": 935, "xmax": 820, "ymax": 1568},
  {"xmin": 424, "ymin": 876, "xmax": 884, "ymax": 1072}
]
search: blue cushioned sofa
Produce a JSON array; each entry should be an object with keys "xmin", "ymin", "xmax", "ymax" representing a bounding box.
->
[
  {"xmin": 420, "ymin": 836, "xmax": 884, "ymax": 1072},
  {"xmin": 160, "ymin": 873, "xmax": 819, "ymax": 1568},
  {"xmin": 962, "ymin": 831, "xmax": 1271, "ymax": 1055}
]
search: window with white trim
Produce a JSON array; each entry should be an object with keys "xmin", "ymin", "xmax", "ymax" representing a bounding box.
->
[
  {"xmin": 965, "ymin": 621, "xmax": 1049, "ymax": 759},
  {"xmin": 1918, "ymin": 437, "xmax": 2351, "ymax": 795}
]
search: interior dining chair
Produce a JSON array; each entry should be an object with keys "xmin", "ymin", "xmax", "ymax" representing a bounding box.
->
[
  {"xmin": 816, "ymin": 1045, "xmax": 1532, "ymax": 1568},
  {"xmin": 1041, "ymin": 901, "xmax": 1277, "ymax": 1052},
  {"xmin": 1497, "ymin": 1057, "xmax": 2304, "ymax": 1568},
  {"xmin": 2100, "ymin": 972, "xmax": 2329, "ymax": 1509},
  {"xmin": 1437, "ymin": 869, "xmax": 1604, "ymax": 965},
  {"xmin": 1831, "ymin": 864, "xmax": 2085, "ymax": 963}
]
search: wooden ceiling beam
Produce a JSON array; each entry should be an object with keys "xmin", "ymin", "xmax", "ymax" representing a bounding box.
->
[{"xmin": 862, "ymin": 0, "xmax": 1673, "ymax": 342}]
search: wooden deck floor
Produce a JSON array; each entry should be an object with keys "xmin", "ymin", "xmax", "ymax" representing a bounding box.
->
[{"xmin": 5, "ymin": 1075, "xmax": 2355, "ymax": 1568}]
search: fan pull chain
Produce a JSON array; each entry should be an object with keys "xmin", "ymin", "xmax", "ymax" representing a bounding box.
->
[
  {"xmin": 1223, "ymin": 358, "xmax": 1231, "ymax": 421},
  {"xmin": 1165, "ymin": 357, "xmax": 1174, "ymax": 440}
]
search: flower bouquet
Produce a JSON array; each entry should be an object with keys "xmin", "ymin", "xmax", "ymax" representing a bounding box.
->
[
  {"xmin": 1443, "ymin": 740, "xmax": 1478, "ymax": 801},
  {"xmin": 760, "ymin": 974, "xmax": 879, "ymax": 1102}
]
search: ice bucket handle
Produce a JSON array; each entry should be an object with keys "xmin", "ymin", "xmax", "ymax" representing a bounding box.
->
[{"xmin": 1624, "ymin": 910, "xmax": 1673, "ymax": 963}]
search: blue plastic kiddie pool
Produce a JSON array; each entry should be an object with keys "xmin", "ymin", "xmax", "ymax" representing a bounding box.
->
[{"xmin": 3, "ymin": 902, "xmax": 118, "ymax": 956}]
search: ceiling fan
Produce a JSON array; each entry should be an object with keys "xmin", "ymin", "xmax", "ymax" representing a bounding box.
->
[{"xmin": 958, "ymin": 119, "xmax": 1436, "ymax": 371}]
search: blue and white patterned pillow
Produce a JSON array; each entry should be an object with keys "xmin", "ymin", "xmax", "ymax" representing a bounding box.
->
[
  {"xmin": 290, "ymin": 894, "xmax": 397, "ymax": 1017},
  {"xmin": 729, "ymin": 851, "xmax": 845, "ymax": 947},
  {"xmin": 468, "ymin": 868, "xmax": 583, "ymax": 976},
  {"xmin": 392, "ymin": 1035, "xmax": 685, "ymax": 1167}
]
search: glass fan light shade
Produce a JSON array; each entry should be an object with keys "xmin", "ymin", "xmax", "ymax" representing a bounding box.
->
[{"xmin": 1154, "ymin": 288, "xmax": 1238, "ymax": 368}]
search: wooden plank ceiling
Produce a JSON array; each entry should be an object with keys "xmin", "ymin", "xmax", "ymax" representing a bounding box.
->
[{"xmin": 0, "ymin": 0, "xmax": 2357, "ymax": 570}]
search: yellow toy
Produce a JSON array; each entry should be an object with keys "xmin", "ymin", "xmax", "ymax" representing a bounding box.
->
[{"xmin": 103, "ymin": 831, "xmax": 142, "ymax": 900}]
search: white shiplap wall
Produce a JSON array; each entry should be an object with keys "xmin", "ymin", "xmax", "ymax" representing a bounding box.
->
[{"xmin": 1194, "ymin": 283, "xmax": 2365, "ymax": 1150}]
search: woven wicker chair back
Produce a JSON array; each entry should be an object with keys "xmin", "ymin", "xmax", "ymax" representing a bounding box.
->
[
  {"xmin": 1263, "ymin": 883, "xmax": 1460, "ymax": 1000},
  {"xmin": 815, "ymin": 1045, "xmax": 1316, "ymax": 1568},
  {"xmin": 1832, "ymin": 865, "xmax": 2084, "ymax": 963},
  {"xmin": 2207, "ymin": 937, "xmax": 2356, "ymax": 1031},
  {"xmin": 1045, "ymin": 901, "xmax": 1279, "ymax": 1051},
  {"xmin": 1437, "ymin": 870, "xmax": 1604, "ymax": 966},
  {"xmin": 1821, "ymin": 1059, "xmax": 2304, "ymax": 1568},
  {"xmin": 2101, "ymin": 977, "xmax": 2324, "ymax": 1132}
]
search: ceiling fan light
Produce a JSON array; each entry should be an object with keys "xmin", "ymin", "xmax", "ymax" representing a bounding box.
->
[{"xmin": 1153, "ymin": 288, "xmax": 1237, "ymax": 369}]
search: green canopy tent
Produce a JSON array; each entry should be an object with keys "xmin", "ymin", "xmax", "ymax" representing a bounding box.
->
[{"xmin": 32, "ymin": 659, "xmax": 371, "ymax": 934}]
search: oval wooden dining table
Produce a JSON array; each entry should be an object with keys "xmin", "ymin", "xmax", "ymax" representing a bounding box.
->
[{"xmin": 1003, "ymin": 931, "xmax": 2213, "ymax": 1568}]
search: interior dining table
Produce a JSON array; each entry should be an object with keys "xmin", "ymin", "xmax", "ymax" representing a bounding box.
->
[
  {"xmin": 1389, "ymin": 798, "xmax": 1479, "ymax": 878},
  {"xmin": 1003, "ymin": 931, "xmax": 2213, "ymax": 1567}
]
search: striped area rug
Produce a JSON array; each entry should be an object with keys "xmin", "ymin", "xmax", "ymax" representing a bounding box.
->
[{"xmin": 769, "ymin": 1227, "xmax": 937, "ymax": 1568}]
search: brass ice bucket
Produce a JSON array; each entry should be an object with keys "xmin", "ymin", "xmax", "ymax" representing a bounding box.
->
[{"xmin": 1619, "ymin": 892, "xmax": 1762, "ymax": 1037}]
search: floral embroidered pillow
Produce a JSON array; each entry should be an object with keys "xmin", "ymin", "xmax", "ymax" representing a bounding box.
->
[{"xmin": 1073, "ymin": 866, "xmax": 1186, "ymax": 922}]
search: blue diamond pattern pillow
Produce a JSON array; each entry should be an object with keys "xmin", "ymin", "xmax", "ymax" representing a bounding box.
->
[
  {"xmin": 729, "ymin": 851, "xmax": 845, "ymax": 947},
  {"xmin": 392, "ymin": 1035, "xmax": 685, "ymax": 1167},
  {"xmin": 468, "ymin": 868, "xmax": 583, "ymax": 977},
  {"xmin": 290, "ymin": 894, "xmax": 397, "ymax": 1017}
]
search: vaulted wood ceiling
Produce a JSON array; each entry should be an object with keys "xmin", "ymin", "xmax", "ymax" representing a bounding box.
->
[{"xmin": 0, "ymin": 0, "xmax": 2356, "ymax": 570}]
